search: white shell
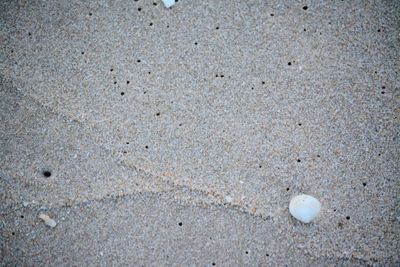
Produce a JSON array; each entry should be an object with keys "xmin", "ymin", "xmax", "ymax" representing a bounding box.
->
[
  {"xmin": 289, "ymin": 194, "xmax": 321, "ymax": 223},
  {"xmin": 162, "ymin": 0, "xmax": 175, "ymax": 8},
  {"xmin": 39, "ymin": 213, "xmax": 57, "ymax": 228}
]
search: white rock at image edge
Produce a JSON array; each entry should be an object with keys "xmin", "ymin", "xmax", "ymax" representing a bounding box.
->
[
  {"xmin": 162, "ymin": 0, "xmax": 175, "ymax": 8},
  {"xmin": 289, "ymin": 194, "xmax": 321, "ymax": 223}
]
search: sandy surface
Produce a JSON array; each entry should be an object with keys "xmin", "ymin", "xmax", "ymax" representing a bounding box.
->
[{"xmin": 1, "ymin": 0, "xmax": 399, "ymax": 265}]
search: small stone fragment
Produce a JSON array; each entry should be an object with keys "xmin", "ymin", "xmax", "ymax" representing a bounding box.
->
[
  {"xmin": 162, "ymin": 0, "xmax": 175, "ymax": 8},
  {"xmin": 39, "ymin": 213, "xmax": 57, "ymax": 228},
  {"xmin": 289, "ymin": 194, "xmax": 321, "ymax": 223},
  {"xmin": 225, "ymin": 195, "xmax": 233, "ymax": 203}
]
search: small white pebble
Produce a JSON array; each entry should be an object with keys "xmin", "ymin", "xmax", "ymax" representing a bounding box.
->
[
  {"xmin": 225, "ymin": 195, "xmax": 233, "ymax": 203},
  {"xmin": 39, "ymin": 213, "xmax": 57, "ymax": 228},
  {"xmin": 162, "ymin": 0, "xmax": 175, "ymax": 8},
  {"xmin": 289, "ymin": 194, "xmax": 321, "ymax": 223}
]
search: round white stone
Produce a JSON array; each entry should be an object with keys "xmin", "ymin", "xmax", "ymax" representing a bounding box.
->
[{"xmin": 289, "ymin": 194, "xmax": 321, "ymax": 223}]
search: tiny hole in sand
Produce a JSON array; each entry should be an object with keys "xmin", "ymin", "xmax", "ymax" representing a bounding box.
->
[{"xmin": 43, "ymin": 171, "xmax": 52, "ymax": 177}]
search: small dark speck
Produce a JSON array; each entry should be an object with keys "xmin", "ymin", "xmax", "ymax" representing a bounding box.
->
[
  {"xmin": 215, "ymin": 74, "xmax": 219, "ymax": 77},
  {"xmin": 81, "ymin": 52, "xmax": 85, "ymax": 55},
  {"xmin": 110, "ymin": 68, "xmax": 114, "ymax": 72},
  {"xmin": 304, "ymin": 28, "xmax": 307, "ymax": 31},
  {"xmin": 266, "ymin": 253, "xmax": 270, "ymax": 257},
  {"xmin": 288, "ymin": 62, "xmax": 292, "ymax": 66},
  {"xmin": 11, "ymin": 50, "xmax": 14, "ymax": 53},
  {"xmin": 145, "ymin": 145, "xmax": 149, "ymax": 149},
  {"xmin": 316, "ymin": 155, "xmax": 321, "ymax": 158},
  {"xmin": 137, "ymin": 59, "xmax": 141, "ymax": 63},
  {"xmin": 259, "ymin": 165, "xmax": 262, "ymax": 168},
  {"xmin": 156, "ymin": 112, "xmax": 160, "ymax": 116},
  {"xmin": 127, "ymin": 81, "xmax": 130, "ymax": 84},
  {"xmin": 382, "ymin": 86, "xmax": 386, "ymax": 89},
  {"xmin": 251, "ymin": 87, "xmax": 254, "ymax": 90},
  {"xmin": 245, "ymin": 251, "xmax": 249, "ymax": 254},
  {"xmin": 381, "ymin": 91, "xmax": 385, "ymax": 94},
  {"xmin": 303, "ymin": 6, "xmax": 308, "ymax": 10},
  {"xmin": 378, "ymin": 153, "xmax": 381, "ymax": 156},
  {"xmin": 149, "ymin": 22, "xmax": 153, "ymax": 26},
  {"xmin": 153, "ymin": 2, "xmax": 157, "ymax": 5},
  {"xmin": 220, "ymin": 75, "xmax": 224, "ymax": 78},
  {"xmin": 179, "ymin": 123, "xmax": 182, "ymax": 126},
  {"xmin": 166, "ymin": 25, "xmax": 170, "ymax": 28},
  {"xmin": 178, "ymin": 222, "xmax": 183, "ymax": 226},
  {"xmin": 20, "ymin": 215, "xmax": 24, "ymax": 218},
  {"xmin": 346, "ymin": 216, "xmax": 350, "ymax": 220},
  {"xmin": 120, "ymin": 92, "xmax": 125, "ymax": 96},
  {"xmin": 194, "ymin": 42, "xmax": 198, "ymax": 45},
  {"xmin": 123, "ymin": 151, "xmax": 127, "ymax": 154},
  {"xmin": 148, "ymin": 71, "xmax": 151, "ymax": 74},
  {"xmin": 89, "ymin": 12, "xmax": 92, "ymax": 16},
  {"xmin": 12, "ymin": 232, "xmax": 15, "ymax": 236},
  {"xmin": 377, "ymin": 29, "xmax": 381, "ymax": 32},
  {"xmin": 362, "ymin": 182, "xmax": 367, "ymax": 187},
  {"xmin": 286, "ymin": 187, "xmax": 290, "ymax": 191},
  {"xmin": 262, "ymin": 81, "xmax": 265, "ymax": 85},
  {"xmin": 297, "ymin": 159, "xmax": 301, "ymax": 162},
  {"xmin": 212, "ymin": 263, "xmax": 216, "ymax": 266},
  {"xmin": 114, "ymin": 81, "xmax": 117, "ymax": 84},
  {"xmin": 138, "ymin": 7, "xmax": 142, "ymax": 11},
  {"xmin": 216, "ymin": 26, "xmax": 219, "ymax": 30},
  {"xmin": 298, "ymin": 123, "xmax": 302, "ymax": 126},
  {"xmin": 143, "ymin": 91, "xmax": 147, "ymax": 94},
  {"xmin": 126, "ymin": 142, "xmax": 130, "ymax": 144},
  {"xmin": 43, "ymin": 171, "xmax": 52, "ymax": 177},
  {"xmin": 270, "ymin": 13, "xmax": 274, "ymax": 16},
  {"xmin": 28, "ymin": 32, "xmax": 31, "ymax": 36}
]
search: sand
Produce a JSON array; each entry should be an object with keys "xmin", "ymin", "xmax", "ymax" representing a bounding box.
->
[{"xmin": 1, "ymin": 0, "xmax": 399, "ymax": 265}]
